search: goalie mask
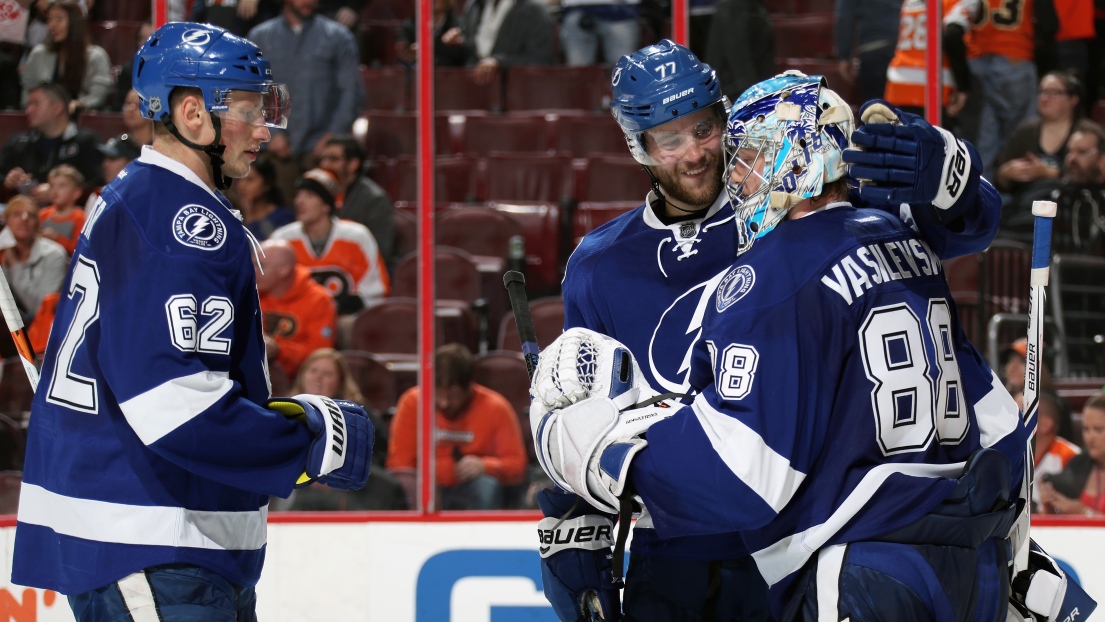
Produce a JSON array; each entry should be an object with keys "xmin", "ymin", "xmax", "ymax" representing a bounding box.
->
[{"xmin": 724, "ymin": 72, "xmax": 854, "ymax": 255}]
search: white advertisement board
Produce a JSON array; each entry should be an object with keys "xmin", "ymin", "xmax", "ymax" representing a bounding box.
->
[{"xmin": 0, "ymin": 517, "xmax": 1099, "ymax": 621}]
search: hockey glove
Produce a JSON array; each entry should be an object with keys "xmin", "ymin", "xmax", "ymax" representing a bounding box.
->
[
  {"xmin": 267, "ymin": 395, "xmax": 374, "ymax": 490},
  {"xmin": 843, "ymin": 99, "xmax": 980, "ymax": 224},
  {"xmin": 536, "ymin": 488, "xmax": 621, "ymax": 622}
]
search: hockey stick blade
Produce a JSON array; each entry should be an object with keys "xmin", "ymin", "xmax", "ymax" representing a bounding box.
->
[
  {"xmin": 0, "ymin": 266, "xmax": 38, "ymax": 392},
  {"xmin": 503, "ymin": 270, "xmax": 540, "ymax": 379}
]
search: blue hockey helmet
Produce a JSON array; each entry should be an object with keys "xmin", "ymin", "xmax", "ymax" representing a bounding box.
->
[
  {"xmin": 724, "ymin": 71, "xmax": 854, "ymax": 254},
  {"xmin": 133, "ymin": 22, "xmax": 289, "ymax": 129},
  {"xmin": 611, "ymin": 40, "xmax": 726, "ymax": 166}
]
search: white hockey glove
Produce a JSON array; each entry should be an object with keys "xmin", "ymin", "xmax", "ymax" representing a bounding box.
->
[{"xmin": 530, "ymin": 328, "xmax": 678, "ymax": 514}]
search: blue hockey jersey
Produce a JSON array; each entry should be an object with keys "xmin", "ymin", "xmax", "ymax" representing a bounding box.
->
[
  {"xmin": 562, "ymin": 183, "xmax": 1003, "ymax": 560},
  {"xmin": 629, "ymin": 203, "xmax": 1028, "ymax": 612},
  {"xmin": 13, "ymin": 148, "xmax": 312, "ymax": 595}
]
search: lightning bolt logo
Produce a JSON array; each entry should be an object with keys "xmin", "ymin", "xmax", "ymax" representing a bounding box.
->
[
  {"xmin": 173, "ymin": 205, "xmax": 227, "ymax": 251},
  {"xmin": 188, "ymin": 214, "xmax": 211, "ymax": 241}
]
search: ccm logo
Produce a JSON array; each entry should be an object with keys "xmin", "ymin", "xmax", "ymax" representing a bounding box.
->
[
  {"xmin": 663, "ymin": 88, "xmax": 694, "ymax": 105},
  {"xmin": 538, "ymin": 524, "xmax": 613, "ymax": 548},
  {"xmin": 325, "ymin": 401, "xmax": 346, "ymax": 456},
  {"xmin": 945, "ymin": 143, "xmax": 967, "ymax": 198}
]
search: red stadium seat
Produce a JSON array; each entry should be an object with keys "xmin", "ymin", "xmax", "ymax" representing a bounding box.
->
[
  {"xmin": 79, "ymin": 112, "xmax": 127, "ymax": 142},
  {"xmin": 340, "ymin": 350, "xmax": 399, "ymax": 415},
  {"xmin": 0, "ymin": 113, "xmax": 29, "ymax": 148},
  {"xmin": 392, "ymin": 207, "xmax": 417, "ymax": 260},
  {"xmin": 577, "ymin": 155, "xmax": 650, "ymax": 202},
  {"xmin": 90, "ymin": 1, "xmax": 150, "ymax": 23},
  {"xmin": 486, "ymin": 200, "xmax": 562, "ymax": 294},
  {"xmin": 551, "ymin": 113, "xmax": 627, "ymax": 157},
  {"xmin": 350, "ymin": 296, "xmax": 478, "ymax": 354},
  {"xmin": 391, "ymin": 246, "xmax": 483, "ymax": 304},
  {"xmin": 360, "ymin": 113, "xmax": 453, "ymax": 160},
  {"xmin": 472, "ymin": 350, "xmax": 536, "ymax": 462},
  {"xmin": 504, "ymin": 65, "xmax": 610, "ymax": 112},
  {"xmin": 361, "ymin": 66, "xmax": 410, "ymax": 113},
  {"xmin": 572, "ymin": 201, "xmax": 638, "ymax": 245},
  {"xmin": 480, "ymin": 153, "xmax": 574, "ymax": 203},
  {"xmin": 362, "ymin": 0, "xmax": 415, "ymax": 22},
  {"xmin": 359, "ymin": 19, "xmax": 404, "ymax": 66},
  {"xmin": 497, "ymin": 296, "xmax": 565, "ymax": 352},
  {"xmin": 770, "ymin": 14, "xmax": 835, "ymax": 59},
  {"xmin": 460, "ymin": 114, "xmax": 550, "ymax": 155},
  {"xmin": 87, "ymin": 20, "xmax": 145, "ymax": 67},
  {"xmin": 385, "ymin": 155, "xmax": 478, "ymax": 202},
  {"xmin": 435, "ymin": 67, "xmax": 504, "ymax": 113},
  {"xmin": 0, "ymin": 358, "xmax": 35, "ymax": 423},
  {"xmin": 436, "ymin": 206, "xmax": 523, "ymax": 260}
]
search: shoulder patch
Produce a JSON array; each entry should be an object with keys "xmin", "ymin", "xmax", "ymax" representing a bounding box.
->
[
  {"xmin": 716, "ymin": 265, "xmax": 755, "ymax": 312},
  {"xmin": 172, "ymin": 204, "xmax": 227, "ymax": 250}
]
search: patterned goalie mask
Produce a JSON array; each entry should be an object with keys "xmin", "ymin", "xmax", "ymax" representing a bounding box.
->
[{"xmin": 724, "ymin": 72, "xmax": 854, "ymax": 255}]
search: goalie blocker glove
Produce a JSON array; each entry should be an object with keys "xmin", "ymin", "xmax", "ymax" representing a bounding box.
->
[
  {"xmin": 267, "ymin": 395, "xmax": 374, "ymax": 490},
  {"xmin": 536, "ymin": 488, "xmax": 621, "ymax": 621},
  {"xmin": 843, "ymin": 99, "xmax": 981, "ymax": 225}
]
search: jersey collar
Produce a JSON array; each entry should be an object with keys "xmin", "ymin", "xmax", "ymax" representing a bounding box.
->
[
  {"xmin": 137, "ymin": 145, "xmax": 224, "ymax": 204},
  {"xmin": 641, "ymin": 190, "xmax": 729, "ymax": 231}
]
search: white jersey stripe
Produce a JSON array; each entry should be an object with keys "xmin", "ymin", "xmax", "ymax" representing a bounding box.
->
[
  {"xmin": 117, "ymin": 571, "xmax": 162, "ymax": 622},
  {"xmin": 120, "ymin": 371, "xmax": 233, "ymax": 445},
  {"xmin": 974, "ymin": 371, "xmax": 1021, "ymax": 448},
  {"xmin": 18, "ymin": 484, "xmax": 267, "ymax": 551},
  {"xmin": 691, "ymin": 395, "xmax": 806, "ymax": 513},
  {"xmin": 816, "ymin": 544, "xmax": 846, "ymax": 622},
  {"xmin": 751, "ymin": 460, "xmax": 964, "ymax": 586}
]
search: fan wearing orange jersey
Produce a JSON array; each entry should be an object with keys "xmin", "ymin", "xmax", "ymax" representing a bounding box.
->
[{"xmin": 885, "ymin": 0, "xmax": 975, "ymax": 121}]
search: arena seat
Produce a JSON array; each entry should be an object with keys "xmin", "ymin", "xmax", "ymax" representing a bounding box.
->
[
  {"xmin": 340, "ymin": 350, "xmax": 399, "ymax": 415},
  {"xmin": 770, "ymin": 13, "xmax": 835, "ymax": 59},
  {"xmin": 391, "ymin": 246, "xmax": 483, "ymax": 304},
  {"xmin": 0, "ymin": 113, "xmax": 29, "ymax": 147},
  {"xmin": 472, "ymin": 350, "xmax": 536, "ymax": 463},
  {"xmin": 360, "ymin": 112, "xmax": 453, "ymax": 160},
  {"xmin": 486, "ymin": 200, "xmax": 563, "ymax": 294},
  {"xmin": 435, "ymin": 67, "xmax": 503, "ymax": 113},
  {"xmin": 460, "ymin": 114, "xmax": 550, "ymax": 155},
  {"xmin": 480, "ymin": 152, "xmax": 573, "ymax": 204},
  {"xmin": 79, "ymin": 112, "xmax": 127, "ymax": 142},
  {"xmin": 572, "ymin": 201, "xmax": 638, "ymax": 245},
  {"xmin": 551, "ymin": 112, "xmax": 627, "ymax": 157},
  {"xmin": 504, "ymin": 65, "xmax": 610, "ymax": 112},
  {"xmin": 576, "ymin": 155, "xmax": 651, "ymax": 202},
  {"xmin": 87, "ymin": 20, "xmax": 145, "ymax": 67},
  {"xmin": 385, "ymin": 155, "xmax": 478, "ymax": 202},
  {"xmin": 436, "ymin": 206, "xmax": 523, "ymax": 260},
  {"xmin": 497, "ymin": 296, "xmax": 565, "ymax": 352},
  {"xmin": 361, "ymin": 66, "xmax": 411, "ymax": 113},
  {"xmin": 358, "ymin": 19, "xmax": 404, "ymax": 66},
  {"xmin": 0, "ymin": 358, "xmax": 34, "ymax": 423},
  {"xmin": 350, "ymin": 296, "xmax": 478, "ymax": 355},
  {"xmin": 392, "ymin": 206, "xmax": 417, "ymax": 260}
]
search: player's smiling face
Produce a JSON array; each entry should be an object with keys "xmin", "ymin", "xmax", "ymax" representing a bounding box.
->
[
  {"xmin": 218, "ymin": 92, "xmax": 270, "ymax": 179},
  {"xmin": 645, "ymin": 108, "xmax": 724, "ymax": 212}
]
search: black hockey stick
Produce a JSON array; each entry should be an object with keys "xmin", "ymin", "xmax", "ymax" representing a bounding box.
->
[{"xmin": 503, "ymin": 270, "xmax": 608, "ymax": 621}]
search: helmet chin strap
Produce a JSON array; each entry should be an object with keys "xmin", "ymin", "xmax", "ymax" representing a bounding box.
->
[{"xmin": 162, "ymin": 114, "xmax": 232, "ymax": 191}]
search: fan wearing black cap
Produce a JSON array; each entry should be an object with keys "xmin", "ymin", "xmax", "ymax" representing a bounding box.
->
[
  {"xmin": 271, "ymin": 167, "xmax": 390, "ymax": 316},
  {"xmin": 83, "ymin": 133, "xmax": 143, "ymax": 212}
]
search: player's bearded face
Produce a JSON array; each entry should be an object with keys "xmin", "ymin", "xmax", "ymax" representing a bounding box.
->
[{"xmin": 644, "ymin": 109, "xmax": 724, "ymax": 209}]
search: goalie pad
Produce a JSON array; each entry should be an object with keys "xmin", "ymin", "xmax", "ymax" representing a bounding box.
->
[{"xmin": 1011, "ymin": 539, "xmax": 1097, "ymax": 621}]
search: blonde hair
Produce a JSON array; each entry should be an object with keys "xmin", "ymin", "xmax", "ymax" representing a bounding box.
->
[
  {"xmin": 290, "ymin": 348, "xmax": 365, "ymax": 404},
  {"xmin": 47, "ymin": 164, "xmax": 85, "ymax": 188},
  {"xmin": 4, "ymin": 195, "xmax": 40, "ymax": 220}
]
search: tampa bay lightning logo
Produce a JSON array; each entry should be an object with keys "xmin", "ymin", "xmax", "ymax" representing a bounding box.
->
[
  {"xmin": 172, "ymin": 204, "xmax": 226, "ymax": 250},
  {"xmin": 716, "ymin": 265, "xmax": 755, "ymax": 312},
  {"xmin": 182, "ymin": 29, "xmax": 212, "ymax": 47}
]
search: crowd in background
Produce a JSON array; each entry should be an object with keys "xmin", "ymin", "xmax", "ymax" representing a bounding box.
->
[{"xmin": 0, "ymin": 0, "xmax": 1103, "ymax": 511}]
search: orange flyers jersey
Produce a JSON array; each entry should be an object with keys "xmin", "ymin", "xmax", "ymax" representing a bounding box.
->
[
  {"xmin": 885, "ymin": 0, "xmax": 976, "ymax": 108},
  {"xmin": 968, "ymin": 0, "xmax": 1036, "ymax": 62},
  {"xmin": 1032, "ymin": 436, "xmax": 1081, "ymax": 506},
  {"xmin": 271, "ymin": 218, "xmax": 391, "ymax": 309},
  {"xmin": 258, "ymin": 265, "xmax": 337, "ymax": 379},
  {"xmin": 39, "ymin": 206, "xmax": 86, "ymax": 255},
  {"xmin": 1055, "ymin": 0, "xmax": 1094, "ymax": 41}
]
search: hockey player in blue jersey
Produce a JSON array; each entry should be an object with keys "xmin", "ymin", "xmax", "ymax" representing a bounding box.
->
[
  {"xmin": 531, "ymin": 73, "xmax": 1091, "ymax": 621},
  {"xmin": 11, "ymin": 22, "xmax": 374, "ymax": 621},
  {"xmin": 537, "ymin": 41, "xmax": 1007, "ymax": 622}
]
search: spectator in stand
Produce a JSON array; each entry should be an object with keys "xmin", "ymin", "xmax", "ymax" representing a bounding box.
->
[
  {"xmin": 270, "ymin": 168, "xmax": 389, "ymax": 316},
  {"xmin": 0, "ymin": 195, "xmax": 66, "ymax": 328},
  {"xmin": 23, "ymin": 0, "xmax": 49, "ymax": 51},
  {"xmin": 0, "ymin": 0, "xmax": 28, "ymax": 110},
  {"xmin": 884, "ymin": 0, "xmax": 974, "ymax": 126},
  {"xmin": 443, "ymin": 0, "xmax": 555, "ymax": 85},
  {"xmin": 557, "ymin": 0, "xmax": 639, "ymax": 66},
  {"xmin": 1, "ymin": 82, "xmax": 103, "ymax": 203},
  {"xmin": 834, "ymin": 0, "xmax": 900, "ymax": 102},
  {"xmin": 20, "ymin": 0, "xmax": 112, "ymax": 113},
  {"xmin": 1046, "ymin": 119, "xmax": 1105, "ymax": 252},
  {"xmin": 255, "ymin": 239, "xmax": 337, "ymax": 380},
  {"xmin": 286, "ymin": 348, "xmax": 409, "ymax": 511},
  {"xmin": 117, "ymin": 89, "xmax": 153, "ymax": 147},
  {"xmin": 1054, "ymin": 0, "xmax": 1095, "ymax": 102},
  {"xmin": 396, "ymin": 0, "xmax": 468, "ymax": 67},
  {"xmin": 318, "ymin": 135, "xmax": 396, "ymax": 272},
  {"xmin": 1018, "ymin": 390, "xmax": 1083, "ymax": 512},
  {"xmin": 995, "ymin": 71, "xmax": 1083, "ymax": 199},
  {"xmin": 1002, "ymin": 337, "xmax": 1055, "ymax": 394},
  {"xmin": 968, "ymin": 0, "xmax": 1059, "ymax": 174},
  {"xmin": 82, "ymin": 132, "xmax": 141, "ymax": 212},
  {"xmin": 234, "ymin": 155, "xmax": 293, "ymax": 240},
  {"xmin": 248, "ymin": 0, "xmax": 364, "ymax": 203},
  {"xmin": 387, "ymin": 343, "xmax": 527, "ymax": 510},
  {"xmin": 190, "ymin": 0, "xmax": 280, "ymax": 37},
  {"xmin": 39, "ymin": 163, "xmax": 85, "ymax": 255},
  {"xmin": 318, "ymin": 0, "xmax": 365, "ymax": 30},
  {"xmin": 1039, "ymin": 393, "xmax": 1105, "ymax": 516},
  {"xmin": 113, "ymin": 24, "xmax": 155, "ymax": 113},
  {"xmin": 705, "ymin": 0, "xmax": 774, "ymax": 102}
]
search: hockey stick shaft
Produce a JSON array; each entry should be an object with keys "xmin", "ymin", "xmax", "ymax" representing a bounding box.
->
[
  {"xmin": 0, "ymin": 266, "xmax": 38, "ymax": 392},
  {"xmin": 1023, "ymin": 200, "xmax": 1055, "ymax": 436},
  {"xmin": 503, "ymin": 271, "xmax": 540, "ymax": 380},
  {"xmin": 503, "ymin": 270, "xmax": 607, "ymax": 621}
]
